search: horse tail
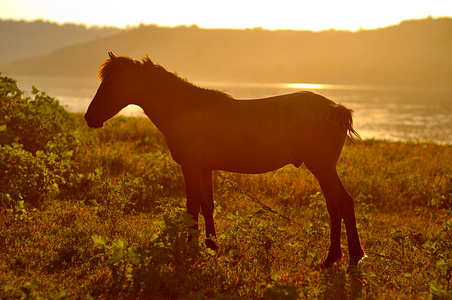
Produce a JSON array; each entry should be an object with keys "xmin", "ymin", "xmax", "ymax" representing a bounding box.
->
[
  {"xmin": 333, "ymin": 104, "xmax": 361, "ymax": 141},
  {"xmin": 314, "ymin": 104, "xmax": 361, "ymax": 142}
]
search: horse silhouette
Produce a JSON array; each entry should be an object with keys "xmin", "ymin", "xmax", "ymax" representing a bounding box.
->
[{"xmin": 85, "ymin": 52, "xmax": 365, "ymax": 267}]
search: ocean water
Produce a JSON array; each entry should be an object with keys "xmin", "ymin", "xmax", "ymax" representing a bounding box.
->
[{"xmin": 13, "ymin": 76, "xmax": 452, "ymax": 144}]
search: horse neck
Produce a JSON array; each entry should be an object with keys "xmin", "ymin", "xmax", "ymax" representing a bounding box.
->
[{"xmin": 138, "ymin": 78, "xmax": 219, "ymax": 133}]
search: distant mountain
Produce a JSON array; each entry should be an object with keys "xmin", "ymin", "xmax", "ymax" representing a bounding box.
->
[
  {"xmin": 2, "ymin": 17, "xmax": 451, "ymax": 86},
  {"xmin": 0, "ymin": 19, "xmax": 120, "ymax": 64}
]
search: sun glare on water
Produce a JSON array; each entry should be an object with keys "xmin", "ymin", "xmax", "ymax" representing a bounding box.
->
[{"xmin": 286, "ymin": 83, "xmax": 325, "ymax": 89}]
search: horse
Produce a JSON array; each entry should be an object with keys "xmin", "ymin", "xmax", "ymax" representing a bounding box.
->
[{"xmin": 85, "ymin": 52, "xmax": 366, "ymax": 268}]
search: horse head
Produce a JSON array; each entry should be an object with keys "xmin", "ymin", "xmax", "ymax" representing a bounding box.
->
[{"xmin": 85, "ymin": 52, "xmax": 145, "ymax": 128}]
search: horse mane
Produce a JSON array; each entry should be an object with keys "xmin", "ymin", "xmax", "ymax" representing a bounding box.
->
[
  {"xmin": 98, "ymin": 54, "xmax": 232, "ymax": 99},
  {"xmin": 98, "ymin": 55, "xmax": 140, "ymax": 81}
]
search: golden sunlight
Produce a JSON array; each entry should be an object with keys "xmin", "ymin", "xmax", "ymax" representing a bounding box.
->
[
  {"xmin": 2, "ymin": 0, "xmax": 451, "ymax": 31},
  {"xmin": 286, "ymin": 83, "xmax": 325, "ymax": 89}
]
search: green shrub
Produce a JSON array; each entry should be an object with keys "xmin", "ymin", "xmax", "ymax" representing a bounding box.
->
[
  {"xmin": 0, "ymin": 143, "xmax": 60, "ymax": 215},
  {"xmin": 0, "ymin": 75, "xmax": 78, "ymax": 212},
  {"xmin": 0, "ymin": 75, "xmax": 77, "ymax": 154},
  {"xmin": 92, "ymin": 204, "xmax": 209, "ymax": 297}
]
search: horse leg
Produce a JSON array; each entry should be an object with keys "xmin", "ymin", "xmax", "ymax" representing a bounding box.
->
[
  {"xmin": 182, "ymin": 167, "xmax": 201, "ymax": 240},
  {"xmin": 307, "ymin": 164, "xmax": 365, "ymax": 267},
  {"xmin": 200, "ymin": 169, "xmax": 218, "ymax": 250},
  {"xmin": 182, "ymin": 167, "xmax": 217, "ymax": 250},
  {"xmin": 322, "ymin": 200, "xmax": 343, "ymax": 268},
  {"xmin": 323, "ymin": 172, "xmax": 365, "ymax": 266}
]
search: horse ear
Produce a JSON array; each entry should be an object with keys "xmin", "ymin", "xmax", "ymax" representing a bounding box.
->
[
  {"xmin": 108, "ymin": 51, "xmax": 116, "ymax": 59},
  {"xmin": 143, "ymin": 54, "xmax": 155, "ymax": 66}
]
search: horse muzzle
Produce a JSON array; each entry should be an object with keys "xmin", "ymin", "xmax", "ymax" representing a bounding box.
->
[
  {"xmin": 84, "ymin": 114, "xmax": 104, "ymax": 129},
  {"xmin": 88, "ymin": 122, "xmax": 104, "ymax": 129}
]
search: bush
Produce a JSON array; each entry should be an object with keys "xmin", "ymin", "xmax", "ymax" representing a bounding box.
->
[
  {"xmin": 92, "ymin": 204, "xmax": 209, "ymax": 297},
  {"xmin": 0, "ymin": 75, "xmax": 76, "ymax": 154},
  {"xmin": 0, "ymin": 75, "xmax": 78, "ymax": 212},
  {"xmin": 0, "ymin": 143, "xmax": 61, "ymax": 213}
]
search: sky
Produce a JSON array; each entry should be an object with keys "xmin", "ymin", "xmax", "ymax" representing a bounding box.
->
[{"xmin": 1, "ymin": 0, "xmax": 452, "ymax": 31}]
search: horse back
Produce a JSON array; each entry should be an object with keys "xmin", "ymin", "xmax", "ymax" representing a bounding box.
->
[{"xmin": 164, "ymin": 91, "xmax": 351, "ymax": 172}]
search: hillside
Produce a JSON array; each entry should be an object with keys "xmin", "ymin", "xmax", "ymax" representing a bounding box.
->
[
  {"xmin": 2, "ymin": 17, "xmax": 452, "ymax": 86},
  {"xmin": 0, "ymin": 19, "xmax": 120, "ymax": 64}
]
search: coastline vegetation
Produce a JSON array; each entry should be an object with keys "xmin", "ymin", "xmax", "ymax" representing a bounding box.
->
[{"xmin": 1, "ymin": 75, "xmax": 451, "ymax": 299}]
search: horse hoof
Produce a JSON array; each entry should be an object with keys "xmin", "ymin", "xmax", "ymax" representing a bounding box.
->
[
  {"xmin": 205, "ymin": 238, "xmax": 218, "ymax": 250},
  {"xmin": 349, "ymin": 253, "xmax": 367, "ymax": 266},
  {"xmin": 320, "ymin": 254, "xmax": 343, "ymax": 269}
]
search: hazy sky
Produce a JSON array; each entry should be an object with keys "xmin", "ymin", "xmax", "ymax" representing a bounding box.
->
[{"xmin": 1, "ymin": 0, "xmax": 451, "ymax": 31}]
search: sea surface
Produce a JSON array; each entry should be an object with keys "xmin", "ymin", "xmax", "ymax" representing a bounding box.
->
[{"xmin": 13, "ymin": 76, "xmax": 452, "ymax": 145}]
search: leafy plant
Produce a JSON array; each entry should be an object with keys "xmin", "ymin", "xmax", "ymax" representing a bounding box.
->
[
  {"xmin": 0, "ymin": 75, "xmax": 78, "ymax": 213},
  {"xmin": 0, "ymin": 143, "xmax": 59, "ymax": 214},
  {"xmin": 92, "ymin": 204, "xmax": 210, "ymax": 297}
]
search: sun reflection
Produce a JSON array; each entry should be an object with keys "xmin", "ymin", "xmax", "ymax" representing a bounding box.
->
[{"xmin": 285, "ymin": 83, "xmax": 325, "ymax": 89}]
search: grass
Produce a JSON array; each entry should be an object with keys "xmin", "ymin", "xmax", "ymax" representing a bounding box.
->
[{"xmin": 1, "ymin": 108, "xmax": 452, "ymax": 298}]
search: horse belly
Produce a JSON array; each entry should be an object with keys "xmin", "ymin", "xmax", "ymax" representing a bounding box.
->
[{"xmin": 205, "ymin": 139, "xmax": 296, "ymax": 174}]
